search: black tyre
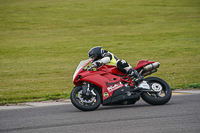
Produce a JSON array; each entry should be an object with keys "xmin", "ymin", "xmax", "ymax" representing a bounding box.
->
[
  {"xmin": 70, "ymin": 85, "xmax": 101, "ymax": 111},
  {"xmin": 141, "ymin": 77, "xmax": 172, "ymax": 105}
]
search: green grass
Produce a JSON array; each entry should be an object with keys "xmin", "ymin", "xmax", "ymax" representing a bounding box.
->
[
  {"xmin": 187, "ymin": 83, "xmax": 200, "ymax": 89},
  {"xmin": 0, "ymin": 0, "xmax": 200, "ymax": 105}
]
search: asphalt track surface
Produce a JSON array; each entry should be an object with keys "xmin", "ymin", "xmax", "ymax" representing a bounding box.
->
[{"xmin": 0, "ymin": 91, "xmax": 200, "ymax": 133}]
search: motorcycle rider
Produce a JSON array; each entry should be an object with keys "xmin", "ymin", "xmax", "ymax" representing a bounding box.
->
[{"xmin": 88, "ymin": 46, "xmax": 144, "ymax": 83}]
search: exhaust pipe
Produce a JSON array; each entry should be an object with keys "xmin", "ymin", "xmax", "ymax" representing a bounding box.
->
[
  {"xmin": 143, "ymin": 62, "xmax": 160, "ymax": 72},
  {"xmin": 141, "ymin": 62, "xmax": 160, "ymax": 76},
  {"xmin": 142, "ymin": 69, "xmax": 158, "ymax": 76}
]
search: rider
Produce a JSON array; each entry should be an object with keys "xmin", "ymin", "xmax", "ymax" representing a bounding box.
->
[{"xmin": 88, "ymin": 46, "xmax": 144, "ymax": 83}]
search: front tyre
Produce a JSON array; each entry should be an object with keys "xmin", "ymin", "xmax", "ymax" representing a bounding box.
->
[
  {"xmin": 141, "ymin": 77, "xmax": 172, "ymax": 105},
  {"xmin": 70, "ymin": 85, "xmax": 101, "ymax": 111}
]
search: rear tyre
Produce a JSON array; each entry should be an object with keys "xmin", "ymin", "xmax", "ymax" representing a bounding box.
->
[
  {"xmin": 70, "ymin": 85, "xmax": 101, "ymax": 111},
  {"xmin": 141, "ymin": 77, "xmax": 172, "ymax": 105}
]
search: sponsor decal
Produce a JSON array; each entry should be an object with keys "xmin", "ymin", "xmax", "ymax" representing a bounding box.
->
[
  {"xmin": 104, "ymin": 92, "xmax": 109, "ymax": 98},
  {"xmin": 106, "ymin": 80, "xmax": 120, "ymax": 87},
  {"xmin": 107, "ymin": 82, "xmax": 123, "ymax": 92}
]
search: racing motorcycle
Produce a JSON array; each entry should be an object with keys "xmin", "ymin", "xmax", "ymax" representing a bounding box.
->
[{"xmin": 70, "ymin": 59, "xmax": 172, "ymax": 111}]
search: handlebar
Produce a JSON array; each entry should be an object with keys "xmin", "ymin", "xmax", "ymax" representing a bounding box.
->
[{"xmin": 87, "ymin": 65, "xmax": 95, "ymax": 71}]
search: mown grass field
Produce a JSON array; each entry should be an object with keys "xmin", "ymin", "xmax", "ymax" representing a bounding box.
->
[{"xmin": 0, "ymin": 0, "xmax": 200, "ymax": 105}]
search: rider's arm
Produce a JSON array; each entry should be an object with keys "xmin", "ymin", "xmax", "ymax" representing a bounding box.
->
[
  {"xmin": 100, "ymin": 53, "xmax": 112, "ymax": 64},
  {"xmin": 100, "ymin": 57, "xmax": 110, "ymax": 64},
  {"xmin": 92, "ymin": 53, "xmax": 112, "ymax": 67}
]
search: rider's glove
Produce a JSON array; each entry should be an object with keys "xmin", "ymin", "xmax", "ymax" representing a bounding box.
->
[{"xmin": 92, "ymin": 60, "xmax": 102, "ymax": 68}]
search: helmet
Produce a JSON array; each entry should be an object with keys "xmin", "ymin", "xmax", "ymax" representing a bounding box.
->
[{"xmin": 88, "ymin": 46, "xmax": 104, "ymax": 61}]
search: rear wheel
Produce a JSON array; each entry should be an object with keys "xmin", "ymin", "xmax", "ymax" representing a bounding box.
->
[
  {"xmin": 70, "ymin": 85, "xmax": 101, "ymax": 111},
  {"xmin": 141, "ymin": 77, "xmax": 172, "ymax": 105}
]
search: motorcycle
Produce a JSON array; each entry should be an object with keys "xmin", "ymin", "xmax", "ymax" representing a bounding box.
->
[{"xmin": 70, "ymin": 59, "xmax": 172, "ymax": 111}]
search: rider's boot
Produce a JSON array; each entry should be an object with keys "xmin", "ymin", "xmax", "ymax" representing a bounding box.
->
[{"xmin": 128, "ymin": 68, "xmax": 144, "ymax": 83}]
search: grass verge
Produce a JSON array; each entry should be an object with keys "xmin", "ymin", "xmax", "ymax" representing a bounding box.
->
[{"xmin": 0, "ymin": 0, "xmax": 200, "ymax": 105}]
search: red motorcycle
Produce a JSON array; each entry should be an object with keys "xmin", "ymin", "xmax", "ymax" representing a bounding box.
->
[{"xmin": 70, "ymin": 59, "xmax": 172, "ymax": 111}]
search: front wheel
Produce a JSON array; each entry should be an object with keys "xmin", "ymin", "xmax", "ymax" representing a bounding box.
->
[
  {"xmin": 141, "ymin": 77, "xmax": 172, "ymax": 105},
  {"xmin": 70, "ymin": 85, "xmax": 101, "ymax": 111}
]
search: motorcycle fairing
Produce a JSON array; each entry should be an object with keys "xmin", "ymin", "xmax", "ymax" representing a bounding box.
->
[
  {"xmin": 98, "ymin": 65, "xmax": 126, "ymax": 75},
  {"xmin": 79, "ymin": 72, "xmax": 125, "ymax": 101},
  {"xmin": 74, "ymin": 70, "xmax": 107, "ymax": 85},
  {"xmin": 79, "ymin": 71, "xmax": 141, "ymax": 105},
  {"xmin": 134, "ymin": 60, "xmax": 155, "ymax": 70}
]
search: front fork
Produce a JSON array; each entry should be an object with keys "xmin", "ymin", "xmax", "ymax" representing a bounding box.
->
[
  {"xmin": 82, "ymin": 82, "xmax": 90, "ymax": 95},
  {"xmin": 82, "ymin": 82, "xmax": 96, "ymax": 96}
]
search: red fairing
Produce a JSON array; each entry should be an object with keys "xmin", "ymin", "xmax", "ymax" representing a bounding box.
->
[
  {"xmin": 74, "ymin": 65, "xmax": 126, "ymax": 100},
  {"xmin": 98, "ymin": 65, "xmax": 126, "ymax": 75},
  {"xmin": 73, "ymin": 59, "xmax": 93, "ymax": 85},
  {"xmin": 79, "ymin": 73, "xmax": 124, "ymax": 100},
  {"xmin": 134, "ymin": 60, "xmax": 155, "ymax": 70}
]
